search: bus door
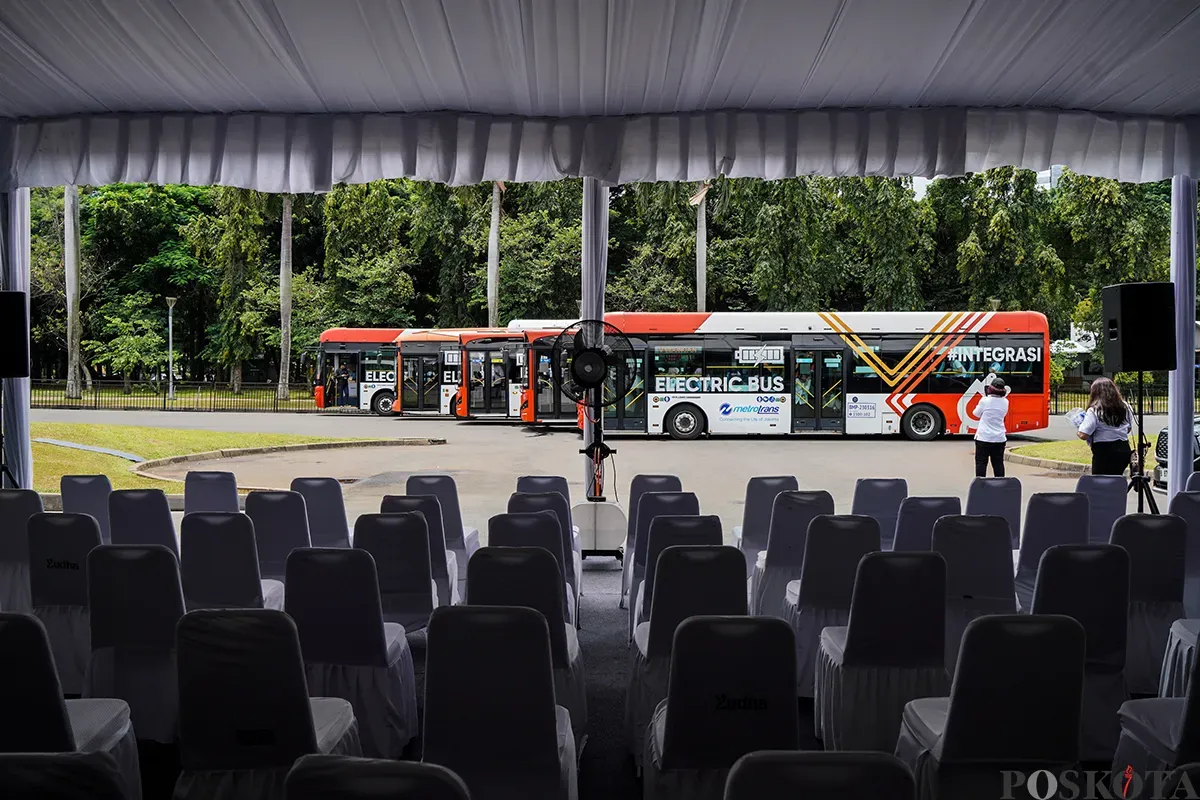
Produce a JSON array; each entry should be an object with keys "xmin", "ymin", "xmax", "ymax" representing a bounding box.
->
[
  {"xmin": 400, "ymin": 349, "xmax": 440, "ymax": 413},
  {"xmin": 467, "ymin": 345, "xmax": 518, "ymax": 417},
  {"xmin": 792, "ymin": 348, "xmax": 845, "ymax": 432},
  {"xmin": 604, "ymin": 342, "xmax": 647, "ymax": 431},
  {"xmin": 531, "ymin": 344, "xmax": 577, "ymax": 422}
]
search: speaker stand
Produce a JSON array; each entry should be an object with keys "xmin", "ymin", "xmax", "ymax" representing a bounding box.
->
[{"xmin": 1128, "ymin": 370, "xmax": 1158, "ymax": 514}]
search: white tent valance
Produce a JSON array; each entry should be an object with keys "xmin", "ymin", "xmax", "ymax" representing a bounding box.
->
[{"xmin": 3, "ymin": 107, "xmax": 1197, "ymax": 192}]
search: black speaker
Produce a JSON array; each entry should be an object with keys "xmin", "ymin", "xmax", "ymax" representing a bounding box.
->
[
  {"xmin": 1101, "ymin": 282, "xmax": 1176, "ymax": 373},
  {"xmin": 0, "ymin": 291, "xmax": 30, "ymax": 378}
]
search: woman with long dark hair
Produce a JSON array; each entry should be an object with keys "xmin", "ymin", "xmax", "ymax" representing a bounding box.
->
[{"xmin": 1076, "ymin": 377, "xmax": 1134, "ymax": 475}]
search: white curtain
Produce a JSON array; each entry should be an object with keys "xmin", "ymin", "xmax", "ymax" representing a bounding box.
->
[{"xmin": 1, "ymin": 188, "xmax": 32, "ymax": 489}]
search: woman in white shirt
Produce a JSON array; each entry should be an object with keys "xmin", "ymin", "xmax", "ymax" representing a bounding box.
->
[
  {"xmin": 974, "ymin": 377, "xmax": 1010, "ymax": 477},
  {"xmin": 1076, "ymin": 377, "xmax": 1134, "ymax": 475}
]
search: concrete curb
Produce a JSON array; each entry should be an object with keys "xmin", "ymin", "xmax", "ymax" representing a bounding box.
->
[
  {"xmin": 129, "ymin": 437, "xmax": 446, "ymax": 489},
  {"xmin": 1005, "ymin": 449, "xmax": 1090, "ymax": 475}
]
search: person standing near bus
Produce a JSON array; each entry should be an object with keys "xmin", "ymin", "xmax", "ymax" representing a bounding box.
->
[
  {"xmin": 1076, "ymin": 377, "xmax": 1134, "ymax": 475},
  {"xmin": 974, "ymin": 377, "xmax": 1009, "ymax": 477},
  {"xmin": 337, "ymin": 364, "xmax": 350, "ymax": 406}
]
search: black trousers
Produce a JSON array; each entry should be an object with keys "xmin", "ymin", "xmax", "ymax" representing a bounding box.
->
[
  {"xmin": 975, "ymin": 440, "xmax": 1006, "ymax": 477},
  {"xmin": 1091, "ymin": 439, "xmax": 1132, "ymax": 476}
]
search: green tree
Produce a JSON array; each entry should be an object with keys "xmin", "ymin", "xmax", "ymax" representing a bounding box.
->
[
  {"xmin": 82, "ymin": 292, "xmax": 166, "ymax": 391},
  {"xmin": 748, "ymin": 178, "xmax": 841, "ymax": 310}
]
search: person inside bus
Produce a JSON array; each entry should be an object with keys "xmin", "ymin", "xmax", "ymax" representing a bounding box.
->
[
  {"xmin": 974, "ymin": 376, "xmax": 1009, "ymax": 478},
  {"xmin": 337, "ymin": 364, "xmax": 350, "ymax": 406},
  {"xmin": 1075, "ymin": 376, "xmax": 1135, "ymax": 475}
]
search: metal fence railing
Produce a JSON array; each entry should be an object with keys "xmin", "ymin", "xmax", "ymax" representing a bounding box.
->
[
  {"xmin": 1049, "ymin": 385, "xmax": 1190, "ymax": 416},
  {"xmin": 29, "ymin": 380, "xmax": 366, "ymax": 413}
]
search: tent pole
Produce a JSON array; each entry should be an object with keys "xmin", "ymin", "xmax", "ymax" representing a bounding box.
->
[
  {"xmin": 1, "ymin": 188, "xmax": 33, "ymax": 489},
  {"xmin": 1168, "ymin": 175, "xmax": 1198, "ymax": 500},
  {"xmin": 580, "ymin": 177, "xmax": 609, "ymax": 499}
]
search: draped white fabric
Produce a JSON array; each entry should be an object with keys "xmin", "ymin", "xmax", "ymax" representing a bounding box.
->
[
  {"xmin": 2, "ymin": 109, "xmax": 1197, "ymax": 192},
  {"xmin": 1, "ymin": 0, "xmax": 1200, "ymax": 190}
]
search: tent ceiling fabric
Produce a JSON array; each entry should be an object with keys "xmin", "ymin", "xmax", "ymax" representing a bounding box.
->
[{"xmin": 0, "ymin": 0, "xmax": 1198, "ymax": 190}]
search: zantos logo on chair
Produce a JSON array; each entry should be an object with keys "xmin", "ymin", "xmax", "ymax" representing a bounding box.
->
[{"xmin": 719, "ymin": 402, "xmax": 780, "ymax": 417}]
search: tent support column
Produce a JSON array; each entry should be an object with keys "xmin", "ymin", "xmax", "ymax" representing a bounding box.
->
[
  {"xmin": 1168, "ymin": 175, "xmax": 1198, "ymax": 500},
  {"xmin": 580, "ymin": 177, "xmax": 609, "ymax": 499},
  {"xmin": 1, "ymin": 188, "xmax": 33, "ymax": 489}
]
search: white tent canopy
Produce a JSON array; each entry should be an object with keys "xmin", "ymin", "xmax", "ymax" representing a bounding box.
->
[
  {"xmin": 0, "ymin": 0, "xmax": 1197, "ymax": 497},
  {"xmin": 1, "ymin": 0, "xmax": 1199, "ymax": 191}
]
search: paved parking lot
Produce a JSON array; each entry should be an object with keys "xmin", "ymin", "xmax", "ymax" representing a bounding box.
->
[{"xmin": 34, "ymin": 409, "xmax": 1153, "ymax": 540}]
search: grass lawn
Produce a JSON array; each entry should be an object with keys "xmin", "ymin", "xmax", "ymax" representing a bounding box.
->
[
  {"xmin": 1011, "ymin": 437, "xmax": 1158, "ymax": 468},
  {"xmin": 30, "ymin": 422, "xmax": 372, "ymax": 494}
]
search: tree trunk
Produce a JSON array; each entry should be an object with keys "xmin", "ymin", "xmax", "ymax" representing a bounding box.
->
[
  {"xmin": 277, "ymin": 194, "xmax": 293, "ymax": 401},
  {"xmin": 232, "ymin": 362, "xmax": 243, "ymax": 394},
  {"xmin": 82, "ymin": 361, "xmax": 93, "ymax": 390},
  {"xmin": 64, "ymin": 184, "xmax": 82, "ymax": 398},
  {"xmin": 487, "ymin": 181, "xmax": 502, "ymax": 327},
  {"xmin": 696, "ymin": 196, "xmax": 707, "ymax": 312},
  {"xmin": 122, "ymin": 373, "xmax": 131, "ymax": 394}
]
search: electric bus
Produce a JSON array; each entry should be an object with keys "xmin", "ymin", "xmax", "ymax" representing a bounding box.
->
[
  {"xmin": 315, "ymin": 328, "xmax": 404, "ymax": 415},
  {"xmin": 456, "ymin": 329, "xmax": 529, "ymax": 420},
  {"xmin": 507, "ymin": 311, "xmax": 1048, "ymax": 440},
  {"xmin": 395, "ymin": 328, "xmax": 468, "ymax": 417}
]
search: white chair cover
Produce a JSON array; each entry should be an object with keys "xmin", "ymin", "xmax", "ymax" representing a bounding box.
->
[
  {"xmin": 246, "ymin": 490, "xmax": 312, "ymax": 583},
  {"xmin": 1076, "ymin": 474, "xmax": 1129, "ymax": 544},
  {"xmin": 780, "ymin": 514, "xmax": 880, "ymax": 697},
  {"xmin": 382, "ymin": 495, "xmax": 459, "ymax": 606},
  {"xmin": 0, "ymin": 613, "xmax": 142, "ymax": 800},
  {"xmin": 29, "ymin": 512, "xmax": 102, "ymax": 694},
  {"xmin": 1168, "ymin": 492, "xmax": 1200, "ymax": 617},
  {"xmin": 61, "ymin": 474, "xmax": 114, "ymax": 544},
  {"xmin": 0, "ymin": 752, "xmax": 134, "ymax": 800},
  {"xmin": 850, "ymin": 478, "xmax": 907, "ymax": 550},
  {"xmin": 1112, "ymin": 514, "xmax": 1187, "ymax": 695},
  {"xmin": 284, "ymin": 755, "xmax": 471, "ymax": 799},
  {"xmin": 173, "ymin": 610, "xmax": 362, "ymax": 800},
  {"xmin": 893, "ymin": 497, "xmax": 961, "ymax": 552},
  {"xmin": 180, "ymin": 513, "xmax": 285, "ymax": 612},
  {"xmin": 733, "ymin": 476, "xmax": 799, "ymax": 577},
  {"xmin": 724, "ymin": 751, "xmax": 916, "ymax": 800},
  {"xmin": 467, "ymin": 546, "xmax": 588, "ymax": 751},
  {"xmin": 895, "ymin": 615, "xmax": 1085, "ymax": 800},
  {"xmin": 627, "ymin": 491, "xmax": 700, "ymax": 639},
  {"xmin": 85, "ymin": 545, "xmax": 184, "ymax": 745},
  {"xmin": 0, "ymin": 488, "xmax": 42, "ymax": 612},
  {"xmin": 965, "ymin": 477, "xmax": 1023, "ymax": 550},
  {"xmin": 1162, "ymin": 620, "xmax": 1200, "ymax": 698},
  {"xmin": 291, "ymin": 477, "xmax": 352, "ymax": 548},
  {"xmin": 1031, "ymin": 544, "xmax": 1129, "ymax": 762},
  {"xmin": 633, "ymin": 515, "xmax": 722, "ymax": 626},
  {"xmin": 408, "ymin": 475, "xmax": 479, "ymax": 597},
  {"xmin": 423, "ymin": 606, "xmax": 577, "ymax": 799},
  {"xmin": 626, "ymin": 546, "xmax": 745, "ymax": 768},
  {"xmin": 286, "ymin": 548, "xmax": 419, "ymax": 758},
  {"xmin": 1014, "ymin": 493, "xmax": 1089, "ymax": 612},
  {"xmin": 488, "ymin": 512, "xmax": 577, "ymax": 624},
  {"xmin": 642, "ymin": 617, "xmax": 797, "ymax": 800},
  {"xmin": 183, "ymin": 470, "xmax": 239, "ymax": 515},
  {"xmin": 108, "ymin": 490, "xmax": 177, "ymax": 556},
  {"xmin": 932, "ymin": 515, "xmax": 1016, "ymax": 675},
  {"xmin": 753, "ymin": 491, "xmax": 835, "ymax": 619},
  {"xmin": 814, "ymin": 552, "xmax": 948, "ymax": 751},
  {"xmin": 620, "ymin": 475, "xmax": 683, "ymax": 608}
]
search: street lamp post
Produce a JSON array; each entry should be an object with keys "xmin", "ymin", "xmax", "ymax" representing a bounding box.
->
[{"xmin": 166, "ymin": 297, "xmax": 177, "ymax": 401}]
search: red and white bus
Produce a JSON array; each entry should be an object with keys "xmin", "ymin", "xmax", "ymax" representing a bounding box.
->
[
  {"xmin": 513, "ymin": 311, "xmax": 1050, "ymax": 440},
  {"xmin": 396, "ymin": 328, "xmax": 469, "ymax": 417},
  {"xmin": 316, "ymin": 327, "xmax": 404, "ymax": 415}
]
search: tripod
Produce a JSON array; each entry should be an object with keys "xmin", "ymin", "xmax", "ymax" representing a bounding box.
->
[
  {"xmin": 0, "ymin": 387, "xmax": 18, "ymax": 489},
  {"xmin": 1128, "ymin": 370, "xmax": 1158, "ymax": 513}
]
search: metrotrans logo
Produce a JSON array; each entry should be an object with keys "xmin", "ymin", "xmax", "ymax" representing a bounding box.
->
[{"xmin": 719, "ymin": 402, "xmax": 781, "ymax": 416}]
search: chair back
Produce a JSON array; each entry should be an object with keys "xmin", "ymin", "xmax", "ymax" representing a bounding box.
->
[
  {"xmin": 1110, "ymin": 514, "xmax": 1186, "ymax": 604},
  {"xmin": 0, "ymin": 613, "xmax": 75, "ymax": 751},
  {"xmin": 180, "ymin": 512, "xmax": 269, "ymax": 610},
  {"xmin": 108, "ymin": 489, "xmax": 177, "ymax": 556},
  {"xmin": 0, "ymin": 753, "xmax": 130, "ymax": 800},
  {"xmin": 60, "ymin": 474, "xmax": 113, "ymax": 543},
  {"xmin": 382, "ymin": 494, "xmax": 451, "ymax": 605},
  {"xmin": 796, "ymin": 515, "xmax": 881, "ymax": 609},
  {"xmin": 643, "ymin": 515, "xmax": 723, "ymax": 614},
  {"xmin": 739, "ymin": 476, "xmax": 799, "ymax": 553},
  {"xmin": 725, "ymin": 751, "xmax": 916, "ymax": 799},
  {"xmin": 285, "ymin": 755, "xmax": 471, "ymax": 800},
  {"xmin": 633, "ymin": 491, "xmax": 700, "ymax": 570},
  {"xmin": 1030, "ymin": 544, "xmax": 1129, "ymax": 670},
  {"xmin": 1016, "ymin": 493, "xmax": 1089, "ymax": 573},
  {"xmin": 183, "ymin": 470, "xmax": 239, "ymax": 515},
  {"xmin": 246, "ymin": 490, "xmax": 312, "ymax": 581},
  {"xmin": 660, "ymin": 616, "xmax": 798, "ymax": 770},
  {"xmin": 850, "ymin": 478, "xmax": 907, "ymax": 549},
  {"xmin": 843, "ymin": 552, "xmax": 946, "ymax": 667},
  {"xmin": 627, "ymin": 474, "xmax": 683, "ymax": 545},
  {"xmin": 1075, "ymin": 474, "xmax": 1130, "ymax": 544},
  {"xmin": 893, "ymin": 496, "xmax": 961, "ymax": 551},
  {"xmin": 285, "ymin": 548, "xmax": 389, "ymax": 667},
  {"xmin": 291, "ymin": 477, "xmax": 351, "ymax": 548},
  {"xmin": 467, "ymin": 547, "xmax": 569, "ymax": 668},
  {"xmin": 647, "ymin": 545, "xmax": 747, "ymax": 658},
  {"xmin": 407, "ymin": 475, "xmax": 469, "ymax": 551},
  {"xmin": 28, "ymin": 512, "xmax": 101, "ymax": 609},
  {"xmin": 932, "ymin": 515, "xmax": 1015, "ymax": 602},
  {"xmin": 763, "ymin": 490, "xmax": 836, "ymax": 567},
  {"xmin": 965, "ymin": 477, "xmax": 1022, "ymax": 548},
  {"xmin": 0, "ymin": 488, "xmax": 44, "ymax": 562},
  {"xmin": 352, "ymin": 512, "xmax": 435, "ymax": 628}
]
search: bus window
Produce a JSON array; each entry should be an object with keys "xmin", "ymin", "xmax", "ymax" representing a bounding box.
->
[
  {"xmin": 653, "ymin": 346, "xmax": 703, "ymax": 378},
  {"xmin": 845, "ymin": 336, "xmax": 882, "ymax": 395}
]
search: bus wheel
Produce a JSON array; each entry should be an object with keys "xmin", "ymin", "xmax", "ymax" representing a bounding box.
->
[
  {"xmin": 666, "ymin": 405, "xmax": 706, "ymax": 440},
  {"xmin": 901, "ymin": 404, "xmax": 942, "ymax": 441},
  {"xmin": 371, "ymin": 391, "xmax": 395, "ymax": 416}
]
